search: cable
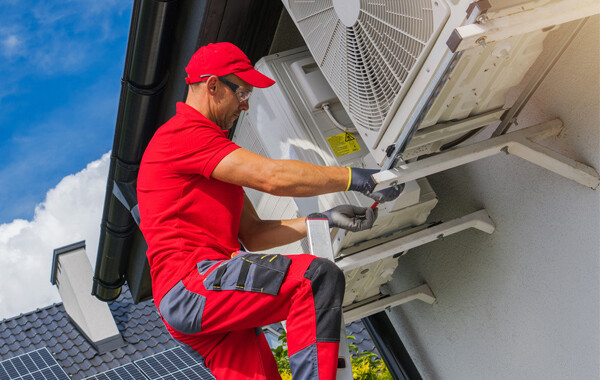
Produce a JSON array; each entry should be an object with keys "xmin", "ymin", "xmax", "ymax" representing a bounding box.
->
[{"xmin": 321, "ymin": 103, "xmax": 357, "ymax": 133}]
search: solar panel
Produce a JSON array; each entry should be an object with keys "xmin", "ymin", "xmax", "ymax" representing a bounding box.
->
[
  {"xmin": 0, "ymin": 347, "xmax": 69, "ymax": 380},
  {"xmin": 134, "ymin": 347, "xmax": 215, "ymax": 380},
  {"xmin": 84, "ymin": 363, "xmax": 146, "ymax": 380}
]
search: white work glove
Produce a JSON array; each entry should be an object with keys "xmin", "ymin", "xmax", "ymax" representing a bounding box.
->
[{"xmin": 321, "ymin": 204, "xmax": 377, "ymax": 232}]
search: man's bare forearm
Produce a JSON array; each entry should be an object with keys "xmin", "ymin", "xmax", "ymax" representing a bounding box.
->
[
  {"xmin": 240, "ymin": 217, "xmax": 307, "ymax": 252},
  {"xmin": 213, "ymin": 148, "xmax": 349, "ymax": 197}
]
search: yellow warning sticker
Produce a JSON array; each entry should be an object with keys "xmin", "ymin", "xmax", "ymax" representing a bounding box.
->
[{"xmin": 326, "ymin": 132, "xmax": 361, "ymax": 157}]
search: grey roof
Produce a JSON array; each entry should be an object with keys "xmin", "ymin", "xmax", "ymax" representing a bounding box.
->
[
  {"xmin": 0, "ymin": 286, "xmax": 377, "ymax": 379},
  {"xmin": 0, "ymin": 287, "xmax": 182, "ymax": 379}
]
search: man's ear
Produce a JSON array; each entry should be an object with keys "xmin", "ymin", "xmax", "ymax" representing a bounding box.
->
[{"xmin": 205, "ymin": 76, "xmax": 219, "ymax": 96}]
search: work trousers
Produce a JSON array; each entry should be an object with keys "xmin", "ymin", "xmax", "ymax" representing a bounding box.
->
[{"xmin": 157, "ymin": 252, "xmax": 346, "ymax": 380}]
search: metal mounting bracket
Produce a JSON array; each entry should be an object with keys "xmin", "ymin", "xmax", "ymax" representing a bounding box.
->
[
  {"xmin": 372, "ymin": 119, "xmax": 600, "ymax": 191},
  {"xmin": 447, "ymin": 0, "xmax": 600, "ymax": 52},
  {"xmin": 343, "ymin": 284, "xmax": 436, "ymax": 324},
  {"xmin": 337, "ymin": 209, "xmax": 495, "ymax": 273}
]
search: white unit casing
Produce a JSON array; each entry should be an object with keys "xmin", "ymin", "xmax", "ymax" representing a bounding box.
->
[
  {"xmin": 281, "ymin": 0, "xmax": 556, "ymax": 164},
  {"xmin": 232, "ymin": 48, "xmax": 438, "ymax": 306}
]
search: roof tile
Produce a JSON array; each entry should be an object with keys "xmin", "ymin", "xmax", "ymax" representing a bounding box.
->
[
  {"xmin": 72, "ymin": 353, "xmax": 87, "ymax": 364},
  {"xmin": 55, "ymin": 349, "xmax": 69, "ymax": 361},
  {"xmin": 83, "ymin": 348, "xmax": 97, "ymax": 361},
  {"xmin": 67, "ymin": 345, "xmax": 80, "ymax": 358},
  {"xmin": 61, "ymin": 339, "xmax": 74, "ymax": 351},
  {"xmin": 3, "ymin": 335, "xmax": 16, "ymax": 345},
  {"xmin": 0, "ymin": 329, "xmax": 11, "ymax": 339},
  {"xmin": 78, "ymin": 359, "xmax": 93, "ymax": 371},
  {"xmin": 112, "ymin": 349, "xmax": 126, "ymax": 360},
  {"xmin": 60, "ymin": 355, "xmax": 75, "ymax": 369},
  {"xmin": 66, "ymin": 328, "xmax": 79, "ymax": 340},
  {"xmin": 0, "ymin": 345, "xmax": 10, "ymax": 356}
]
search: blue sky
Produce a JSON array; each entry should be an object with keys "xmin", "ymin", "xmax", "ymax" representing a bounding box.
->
[
  {"xmin": 0, "ymin": 0, "xmax": 132, "ymax": 224},
  {"xmin": 0, "ymin": 1, "xmax": 133, "ymax": 319}
]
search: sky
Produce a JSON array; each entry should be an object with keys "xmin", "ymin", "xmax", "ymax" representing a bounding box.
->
[{"xmin": 0, "ymin": 1, "xmax": 133, "ymax": 320}]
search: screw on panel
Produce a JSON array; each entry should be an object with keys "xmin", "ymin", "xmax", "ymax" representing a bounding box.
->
[
  {"xmin": 476, "ymin": 14, "xmax": 489, "ymax": 24},
  {"xmin": 476, "ymin": 37, "xmax": 488, "ymax": 48}
]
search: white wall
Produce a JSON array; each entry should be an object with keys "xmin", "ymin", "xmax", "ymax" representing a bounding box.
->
[{"xmin": 388, "ymin": 16, "xmax": 600, "ymax": 380}]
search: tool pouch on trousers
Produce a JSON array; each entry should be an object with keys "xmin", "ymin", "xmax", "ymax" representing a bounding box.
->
[{"xmin": 203, "ymin": 253, "xmax": 292, "ymax": 296}]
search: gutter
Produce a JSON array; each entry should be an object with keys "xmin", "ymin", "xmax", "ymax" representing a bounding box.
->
[
  {"xmin": 92, "ymin": 0, "xmax": 283, "ymax": 302},
  {"xmin": 92, "ymin": 0, "xmax": 205, "ymax": 301}
]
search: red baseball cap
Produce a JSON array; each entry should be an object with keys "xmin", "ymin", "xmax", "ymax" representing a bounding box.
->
[{"xmin": 185, "ymin": 42, "xmax": 275, "ymax": 88}]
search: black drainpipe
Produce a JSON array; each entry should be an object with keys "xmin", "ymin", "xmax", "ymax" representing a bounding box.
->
[
  {"xmin": 92, "ymin": 0, "xmax": 180, "ymax": 301},
  {"xmin": 92, "ymin": 0, "xmax": 284, "ymax": 302}
]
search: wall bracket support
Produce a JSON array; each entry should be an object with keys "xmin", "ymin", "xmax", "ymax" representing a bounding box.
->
[
  {"xmin": 447, "ymin": 0, "xmax": 600, "ymax": 52},
  {"xmin": 343, "ymin": 284, "xmax": 435, "ymax": 324},
  {"xmin": 373, "ymin": 119, "xmax": 600, "ymax": 191},
  {"xmin": 337, "ymin": 209, "xmax": 495, "ymax": 273}
]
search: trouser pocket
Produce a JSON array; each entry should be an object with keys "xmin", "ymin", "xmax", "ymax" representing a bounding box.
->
[
  {"xmin": 203, "ymin": 253, "xmax": 292, "ymax": 296},
  {"xmin": 159, "ymin": 280, "xmax": 206, "ymax": 335}
]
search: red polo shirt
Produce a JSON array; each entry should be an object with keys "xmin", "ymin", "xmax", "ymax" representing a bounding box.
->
[{"xmin": 137, "ymin": 102, "xmax": 243, "ymax": 303}]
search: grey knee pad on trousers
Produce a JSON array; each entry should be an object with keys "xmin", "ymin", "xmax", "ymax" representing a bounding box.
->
[{"xmin": 303, "ymin": 258, "xmax": 345, "ymax": 342}]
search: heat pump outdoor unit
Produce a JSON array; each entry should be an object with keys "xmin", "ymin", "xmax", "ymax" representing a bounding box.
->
[
  {"xmin": 232, "ymin": 48, "xmax": 438, "ymax": 306},
  {"xmin": 280, "ymin": 0, "xmax": 595, "ymax": 165},
  {"xmin": 233, "ymin": 0, "xmax": 600, "ymax": 314}
]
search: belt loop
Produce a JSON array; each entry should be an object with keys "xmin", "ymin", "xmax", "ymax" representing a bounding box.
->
[{"xmin": 212, "ymin": 264, "xmax": 228, "ymax": 290}]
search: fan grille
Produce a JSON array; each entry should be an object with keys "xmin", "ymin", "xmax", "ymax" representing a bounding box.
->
[{"xmin": 288, "ymin": 0, "xmax": 438, "ymax": 132}]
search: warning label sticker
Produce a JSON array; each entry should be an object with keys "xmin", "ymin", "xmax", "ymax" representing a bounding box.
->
[{"xmin": 326, "ymin": 132, "xmax": 361, "ymax": 157}]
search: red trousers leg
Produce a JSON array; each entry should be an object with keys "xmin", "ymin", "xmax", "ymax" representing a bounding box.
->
[
  {"xmin": 174, "ymin": 328, "xmax": 281, "ymax": 380},
  {"xmin": 159, "ymin": 253, "xmax": 345, "ymax": 380}
]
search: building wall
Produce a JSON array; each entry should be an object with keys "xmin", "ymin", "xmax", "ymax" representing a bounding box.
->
[{"xmin": 388, "ymin": 16, "xmax": 599, "ymax": 380}]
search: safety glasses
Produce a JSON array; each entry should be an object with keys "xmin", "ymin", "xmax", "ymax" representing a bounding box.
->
[
  {"xmin": 198, "ymin": 75, "xmax": 252, "ymax": 103},
  {"xmin": 218, "ymin": 76, "xmax": 252, "ymax": 103}
]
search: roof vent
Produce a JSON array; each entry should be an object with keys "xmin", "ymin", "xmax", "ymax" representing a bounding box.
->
[{"xmin": 50, "ymin": 241, "xmax": 125, "ymax": 353}]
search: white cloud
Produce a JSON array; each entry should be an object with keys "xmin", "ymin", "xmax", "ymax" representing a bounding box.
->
[
  {"xmin": 0, "ymin": 152, "xmax": 110, "ymax": 321},
  {"xmin": 3, "ymin": 35, "xmax": 20, "ymax": 50}
]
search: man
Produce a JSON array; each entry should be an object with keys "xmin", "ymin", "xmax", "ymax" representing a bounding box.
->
[{"xmin": 137, "ymin": 42, "xmax": 400, "ymax": 379}]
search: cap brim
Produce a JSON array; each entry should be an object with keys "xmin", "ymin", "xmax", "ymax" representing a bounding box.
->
[{"xmin": 235, "ymin": 68, "xmax": 276, "ymax": 88}]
